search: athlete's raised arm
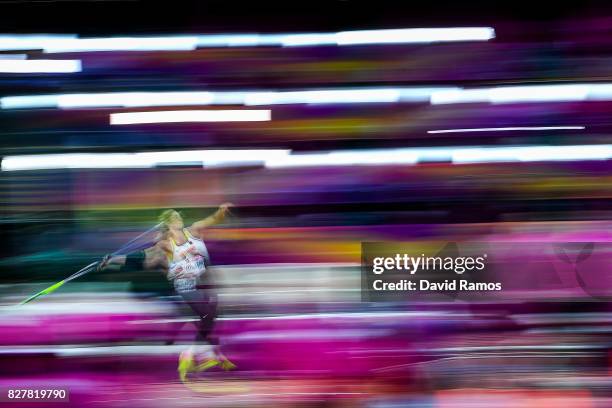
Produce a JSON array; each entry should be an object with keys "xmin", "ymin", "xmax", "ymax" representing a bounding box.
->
[{"xmin": 189, "ymin": 203, "xmax": 233, "ymax": 239}]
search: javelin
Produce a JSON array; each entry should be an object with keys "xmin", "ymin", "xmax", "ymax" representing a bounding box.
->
[{"xmin": 19, "ymin": 223, "xmax": 162, "ymax": 305}]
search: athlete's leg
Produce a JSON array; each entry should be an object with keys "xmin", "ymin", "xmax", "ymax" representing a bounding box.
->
[
  {"xmin": 190, "ymin": 293, "xmax": 235, "ymax": 369},
  {"xmin": 176, "ymin": 291, "xmax": 203, "ymax": 381},
  {"xmin": 182, "ymin": 290, "xmax": 219, "ymax": 355},
  {"xmin": 177, "ymin": 289, "xmax": 235, "ymax": 379}
]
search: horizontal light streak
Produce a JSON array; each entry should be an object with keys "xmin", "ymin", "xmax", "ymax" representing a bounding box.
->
[
  {"xmin": 3, "ymin": 144, "xmax": 612, "ymax": 171},
  {"xmin": 0, "ymin": 34, "xmax": 77, "ymax": 51},
  {"xmin": 42, "ymin": 36, "xmax": 200, "ymax": 53},
  {"xmin": 450, "ymin": 144, "xmax": 612, "ymax": 164},
  {"xmin": 0, "ymin": 59, "xmax": 81, "ymax": 73},
  {"xmin": 334, "ymin": 27, "xmax": 495, "ymax": 45},
  {"xmin": 0, "ymin": 28, "xmax": 494, "ymax": 52},
  {"xmin": 1, "ymin": 149, "xmax": 290, "ymax": 171},
  {"xmin": 0, "ymin": 54, "xmax": 27, "ymax": 60},
  {"xmin": 0, "ymin": 87, "xmax": 457, "ymax": 109},
  {"xmin": 8, "ymin": 82, "xmax": 612, "ymax": 110},
  {"xmin": 265, "ymin": 145, "xmax": 612, "ymax": 167},
  {"xmin": 430, "ymin": 83, "xmax": 612, "ymax": 105},
  {"xmin": 428, "ymin": 126, "xmax": 585, "ymax": 134},
  {"xmin": 243, "ymin": 89, "xmax": 402, "ymax": 105},
  {"xmin": 110, "ymin": 109, "xmax": 271, "ymax": 125}
]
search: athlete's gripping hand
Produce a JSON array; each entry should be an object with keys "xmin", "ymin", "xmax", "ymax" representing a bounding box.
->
[{"xmin": 96, "ymin": 254, "xmax": 111, "ymax": 272}]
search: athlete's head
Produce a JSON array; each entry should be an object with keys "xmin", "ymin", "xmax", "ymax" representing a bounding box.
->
[{"xmin": 158, "ymin": 209, "xmax": 184, "ymax": 234}]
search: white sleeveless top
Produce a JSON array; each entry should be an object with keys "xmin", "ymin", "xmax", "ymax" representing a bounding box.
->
[{"xmin": 167, "ymin": 228, "xmax": 210, "ymax": 293}]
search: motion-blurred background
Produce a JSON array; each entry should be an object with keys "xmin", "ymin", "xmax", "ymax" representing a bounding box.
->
[{"xmin": 0, "ymin": 1, "xmax": 611, "ymax": 406}]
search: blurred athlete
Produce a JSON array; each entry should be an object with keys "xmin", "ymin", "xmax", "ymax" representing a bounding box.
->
[{"xmin": 100, "ymin": 203, "xmax": 235, "ymax": 381}]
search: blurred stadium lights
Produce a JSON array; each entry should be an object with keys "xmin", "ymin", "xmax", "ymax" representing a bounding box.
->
[
  {"xmin": 334, "ymin": 27, "xmax": 495, "ymax": 45},
  {"xmin": 427, "ymin": 126, "xmax": 586, "ymax": 134},
  {"xmin": 0, "ymin": 28, "xmax": 495, "ymax": 53},
  {"xmin": 43, "ymin": 36, "xmax": 201, "ymax": 53},
  {"xmin": 281, "ymin": 27, "xmax": 495, "ymax": 46},
  {"xmin": 0, "ymin": 149, "xmax": 290, "ymax": 171},
  {"xmin": 109, "ymin": 109, "xmax": 271, "ymax": 125},
  {"xmin": 431, "ymin": 83, "xmax": 612, "ymax": 104},
  {"xmin": 265, "ymin": 144, "xmax": 612, "ymax": 167},
  {"xmin": 0, "ymin": 87, "xmax": 458, "ymax": 109},
  {"xmin": 9, "ymin": 82, "xmax": 612, "ymax": 109},
  {"xmin": 3, "ymin": 144, "xmax": 612, "ymax": 171},
  {"xmin": 450, "ymin": 144, "xmax": 612, "ymax": 163},
  {"xmin": 0, "ymin": 59, "xmax": 81, "ymax": 73},
  {"xmin": 242, "ymin": 89, "xmax": 403, "ymax": 105},
  {"xmin": 0, "ymin": 54, "xmax": 26, "ymax": 60},
  {"xmin": 0, "ymin": 34, "xmax": 77, "ymax": 51}
]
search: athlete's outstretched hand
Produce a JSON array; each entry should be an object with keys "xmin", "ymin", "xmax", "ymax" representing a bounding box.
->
[
  {"xmin": 191, "ymin": 203, "xmax": 235, "ymax": 235},
  {"xmin": 217, "ymin": 202, "xmax": 234, "ymax": 218}
]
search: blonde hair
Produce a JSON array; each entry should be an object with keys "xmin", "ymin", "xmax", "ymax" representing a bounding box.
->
[{"xmin": 157, "ymin": 209, "xmax": 182, "ymax": 239}]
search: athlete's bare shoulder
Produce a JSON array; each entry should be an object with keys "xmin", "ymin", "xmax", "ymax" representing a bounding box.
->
[
  {"xmin": 155, "ymin": 239, "xmax": 172, "ymax": 253},
  {"xmin": 143, "ymin": 239, "xmax": 170, "ymax": 256}
]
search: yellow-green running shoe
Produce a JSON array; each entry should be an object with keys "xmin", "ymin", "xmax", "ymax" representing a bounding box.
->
[
  {"xmin": 215, "ymin": 352, "xmax": 236, "ymax": 371},
  {"xmin": 178, "ymin": 350, "xmax": 197, "ymax": 382},
  {"xmin": 220, "ymin": 357, "xmax": 236, "ymax": 371},
  {"xmin": 196, "ymin": 358, "xmax": 220, "ymax": 372}
]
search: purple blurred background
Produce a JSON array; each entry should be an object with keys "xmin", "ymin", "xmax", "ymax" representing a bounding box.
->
[{"xmin": 0, "ymin": 1, "xmax": 611, "ymax": 406}]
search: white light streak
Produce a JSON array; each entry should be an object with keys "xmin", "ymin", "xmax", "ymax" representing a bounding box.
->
[
  {"xmin": 0, "ymin": 59, "xmax": 81, "ymax": 73},
  {"xmin": 430, "ymin": 83, "xmax": 612, "ymax": 105},
  {"xmin": 1, "ymin": 87, "xmax": 457, "ymax": 109},
  {"xmin": 110, "ymin": 109, "xmax": 271, "ymax": 125},
  {"xmin": 1, "ymin": 149, "xmax": 290, "ymax": 171},
  {"xmin": 428, "ymin": 126, "xmax": 585, "ymax": 134},
  {"xmin": 335, "ymin": 27, "xmax": 495, "ymax": 45},
  {"xmin": 0, "ymin": 28, "xmax": 494, "ymax": 53}
]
